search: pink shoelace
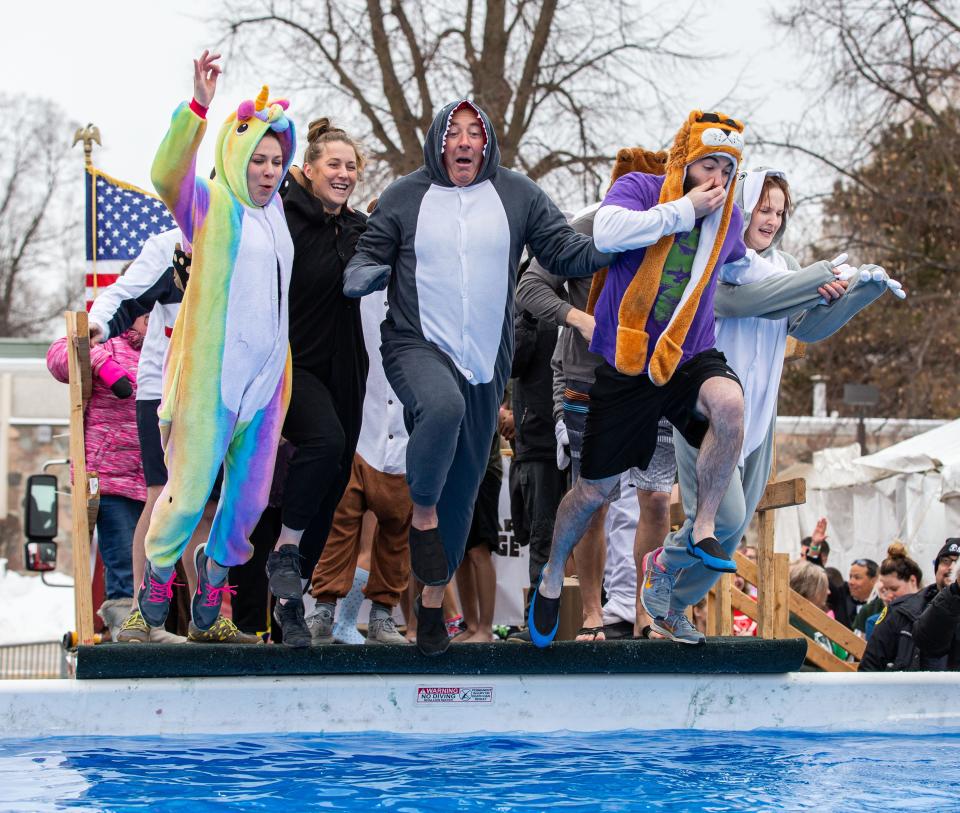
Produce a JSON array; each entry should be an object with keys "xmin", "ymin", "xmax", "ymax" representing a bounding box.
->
[
  {"xmin": 200, "ymin": 582, "xmax": 237, "ymax": 608},
  {"xmin": 145, "ymin": 571, "xmax": 179, "ymax": 604}
]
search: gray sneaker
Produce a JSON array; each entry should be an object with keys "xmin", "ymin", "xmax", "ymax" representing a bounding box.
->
[
  {"xmin": 366, "ymin": 613, "xmax": 410, "ymax": 645},
  {"xmin": 639, "ymin": 548, "xmax": 676, "ymax": 621},
  {"xmin": 651, "ymin": 611, "xmax": 705, "ymax": 645},
  {"xmin": 305, "ymin": 602, "xmax": 334, "ymax": 645}
]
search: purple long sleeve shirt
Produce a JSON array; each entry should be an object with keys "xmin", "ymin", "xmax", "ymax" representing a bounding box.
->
[{"xmin": 589, "ymin": 172, "xmax": 745, "ymax": 374}]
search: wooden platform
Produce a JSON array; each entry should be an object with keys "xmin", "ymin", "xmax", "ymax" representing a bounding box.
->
[{"xmin": 75, "ymin": 637, "xmax": 807, "ymax": 680}]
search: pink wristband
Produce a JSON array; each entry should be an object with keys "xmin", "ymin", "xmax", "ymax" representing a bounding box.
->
[{"xmin": 189, "ymin": 98, "xmax": 208, "ymax": 118}]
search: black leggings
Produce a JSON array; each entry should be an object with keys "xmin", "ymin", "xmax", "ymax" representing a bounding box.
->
[{"xmin": 281, "ymin": 365, "xmax": 363, "ymax": 577}]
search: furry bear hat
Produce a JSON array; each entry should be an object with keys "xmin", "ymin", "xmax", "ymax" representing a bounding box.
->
[{"xmin": 615, "ymin": 110, "xmax": 745, "ymax": 384}]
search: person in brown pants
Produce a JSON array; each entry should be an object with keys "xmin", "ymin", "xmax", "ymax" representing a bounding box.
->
[{"xmin": 307, "ymin": 293, "xmax": 412, "ymax": 645}]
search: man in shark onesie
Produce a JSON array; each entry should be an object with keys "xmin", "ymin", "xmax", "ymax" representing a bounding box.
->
[
  {"xmin": 638, "ymin": 166, "xmax": 907, "ymax": 643},
  {"xmin": 135, "ymin": 51, "xmax": 296, "ymax": 637},
  {"xmin": 344, "ymin": 100, "xmax": 611, "ymax": 655}
]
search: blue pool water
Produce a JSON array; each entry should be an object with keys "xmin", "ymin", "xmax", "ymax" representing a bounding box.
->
[{"xmin": 1, "ymin": 730, "xmax": 958, "ymax": 812}]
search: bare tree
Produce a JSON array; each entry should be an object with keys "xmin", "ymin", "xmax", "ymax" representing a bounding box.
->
[
  {"xmin": 767, "ymin": 0, "xmax": 960, "ymax": 418},
  {"xmin": 221, "ymin": 0, "xmax": 699, "ymax": 200},
  {"xmin": 0, "ymin": 94, "xmax": 82, "ymax": 338}
]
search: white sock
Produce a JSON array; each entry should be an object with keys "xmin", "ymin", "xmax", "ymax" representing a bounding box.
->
[{"xmin": 336, "ymin": 568, "xmax": 369, "ymax": 629}]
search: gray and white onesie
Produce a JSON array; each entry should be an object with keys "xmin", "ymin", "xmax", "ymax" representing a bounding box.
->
[{"xmin": 344, "ymin": 99, "xmax": 610, "ymax": 582}]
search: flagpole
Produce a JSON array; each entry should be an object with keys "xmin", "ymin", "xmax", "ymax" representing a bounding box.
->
[{"xmin": 72, "ymin": 124, "xmax": 101, "ymax": 302}]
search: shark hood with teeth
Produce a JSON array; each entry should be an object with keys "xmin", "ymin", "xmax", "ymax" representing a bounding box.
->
[
  {"xmin": 423, "ymin": 99, "xmax": 500, "ymax": 187},
  {"xmin": 736, "ymin": 167, "xmax": 788, "ymax": 255}
]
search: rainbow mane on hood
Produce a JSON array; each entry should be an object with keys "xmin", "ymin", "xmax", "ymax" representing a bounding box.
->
[{"xmin": 214, "ymin": 85, "xmax": 296, "ymax": 208}]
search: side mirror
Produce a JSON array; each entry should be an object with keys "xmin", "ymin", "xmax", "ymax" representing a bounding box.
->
[
  {"xmin": 24, "ymin": 474, "xmax": 58, "ymax": 539},
  {"xmin": 24, "ymin": 540, "xmax": 58, "ymax": 572}
]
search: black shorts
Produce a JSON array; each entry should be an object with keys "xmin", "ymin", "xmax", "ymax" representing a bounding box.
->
[
  {"xmin": 466, "ymin": 464, "xmax": 503, "ymax": 553},
  {"xmin": 136, "ymin": 399, "xmax": 223, "ymax": 499},
  {"xmin": 580, "ymin": 349, "xmax": 741, "ymax": 481}
]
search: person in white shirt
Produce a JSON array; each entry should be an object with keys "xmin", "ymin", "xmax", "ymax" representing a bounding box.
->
[{"xmin": 307, "ymin": 293, "xmax": 412, "ymax": 646}]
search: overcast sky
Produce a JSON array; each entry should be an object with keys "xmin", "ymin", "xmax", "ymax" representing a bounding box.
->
[{"xmin": 1, "ymin": 1, "xmax": 812, "ymax": 201}]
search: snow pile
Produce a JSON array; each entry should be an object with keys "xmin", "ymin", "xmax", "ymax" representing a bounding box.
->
[{"xmin": 0, "ymin": 559, "xmax": 75, "ymax": 645}]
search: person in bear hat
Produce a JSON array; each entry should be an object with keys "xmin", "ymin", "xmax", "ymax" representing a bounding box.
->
[
  {"xmin": 529, "ymin": 110, "xmax": 748, "ymax": 647},
  {"xmin": 934, "ymin": 540, "xmax": 960, "ymax": 590}
]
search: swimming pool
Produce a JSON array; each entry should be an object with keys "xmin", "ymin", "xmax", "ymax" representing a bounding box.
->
[{"xmin": 2, "ymin": 730, "xmax": 958, "ymax": 812}]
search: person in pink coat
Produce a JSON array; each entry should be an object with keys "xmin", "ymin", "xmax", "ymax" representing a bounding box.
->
[{"xmin": 47, "ymin": 314, "xmax": 149, "ymax": 612}]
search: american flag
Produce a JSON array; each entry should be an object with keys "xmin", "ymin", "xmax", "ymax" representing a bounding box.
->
[{"xmin": 84, "ymin": 168, "xmax": 176, "ymax": 309}]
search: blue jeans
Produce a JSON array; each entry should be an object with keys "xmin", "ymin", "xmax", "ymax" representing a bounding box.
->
[{"xmin": 96, "ymin": 494, "xmax": 143, "ymax": 600}]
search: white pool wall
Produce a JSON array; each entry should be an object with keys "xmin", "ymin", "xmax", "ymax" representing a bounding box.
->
[{"xmin": 2, "ymin": 673, "xmax": 958, "ymax": 738}]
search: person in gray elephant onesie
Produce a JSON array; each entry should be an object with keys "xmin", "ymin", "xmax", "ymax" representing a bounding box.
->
[
  {"xmin": 344, "ymin": 100, "xmax": 611, "ymax": 655},
  {"xmin": 639, "ymin": 166, "xmax": 907, "ymax": 643}
]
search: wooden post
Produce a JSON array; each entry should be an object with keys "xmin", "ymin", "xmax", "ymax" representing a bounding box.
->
[
  {"xmin": 706, "ymin": 586, "xmax": 719, "ymax": 636},
  {"xmin": 773, "ymin": 552, "xmax": 791, "ymax": 638},
  {"xmin": 66, "ymin": 311, "xmax": 95, "ymax": 645},
  {"xmin": 717, "ymin": 573, "xmax": 733, "ymax": 636},
  {"xmin": 756, "ymin": 507, "xmax": 776, "ymax": 639}
]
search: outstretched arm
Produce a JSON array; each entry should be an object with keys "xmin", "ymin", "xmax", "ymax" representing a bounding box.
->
[
  {"xmin": 343, "ymin": 186, "xmax": 401, "ymax": 297},
  {"xmin": 150, "ymin": 51, "xmax": 220, "ymax": 243},
  {"xmin": 525, "ymin": 186, "xmax": 610, "ymax": 280}
]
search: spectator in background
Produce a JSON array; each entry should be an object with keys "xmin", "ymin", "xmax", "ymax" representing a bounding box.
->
[
  {"xmin": 859, "ymin": 543, "xmax": 923, "ymax": 640},
  {"xmin": 800, "ymin": 517, "xmax": 830, "ymax": 567},
  {"xmin": 843, "ymin": 558, "xmax": 882, "ymax": 634},
  {"xmin": 933, "ymin": 540, "xmax": 960, "ymax": 590},
  {"xmin": 860, "ymin": 542, "xmax": 958, "ymax": 671},
  {"xmin": 46, "ymin": 313, "xmax": 149, "ymax": 641},
  {"xmin": 453, "ymin": 430, "xmax": 503, "ymax": 643},
  {"xmin": 789, "ymin": 559, "xmax": 847, "ymax": 660},
  {"xmin": 732, "ymin": 541, "xmax": 757, "ymax": 636}
]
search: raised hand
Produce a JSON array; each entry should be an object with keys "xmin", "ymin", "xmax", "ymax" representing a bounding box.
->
[{"xmin": 193, "ymin": 50, "xmax": 222, "ymax": 108}]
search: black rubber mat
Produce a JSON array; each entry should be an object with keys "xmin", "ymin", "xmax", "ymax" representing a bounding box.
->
[{"xmin": 76, "ymin": 637, "xmax": 807, "ymax": 679}]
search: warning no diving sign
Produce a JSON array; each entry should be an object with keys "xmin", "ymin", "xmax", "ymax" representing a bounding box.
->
[{"xmin": 416, "ymin": 686, "xmax": 494, "ymax": 704}]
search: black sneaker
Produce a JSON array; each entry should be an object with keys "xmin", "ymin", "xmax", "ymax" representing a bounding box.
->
[
  {"xmin": 414, "ymin": 595, "xmax": 450, "ymax": 656},
  {"xmin": 266, "ymin": 544, "xmax": 303, "ymax": 600},
  {"xmin": 136, "ymin": 560, "xmax": 177, "ymax": 629},
  {"xmin": 191, "ymin": 544, "xmax": 232, "ymax": 631},
  {"xmin": 506, "ymin": 628, "xmax": 532, "ymax": 644},
  {"xmin": 273, "ymin": 599, "xmax": 311, "ymax": 648}
]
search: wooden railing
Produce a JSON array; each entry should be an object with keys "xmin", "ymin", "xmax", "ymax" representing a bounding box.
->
[{"xmin": 674, "ymin": 475, "xmax": 865, "ymax": 672}]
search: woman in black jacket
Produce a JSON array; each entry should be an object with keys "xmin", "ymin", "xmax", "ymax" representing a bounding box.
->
[{"xmin": 266, "ymin": 118, "xmax": 369, "ymax": 645}]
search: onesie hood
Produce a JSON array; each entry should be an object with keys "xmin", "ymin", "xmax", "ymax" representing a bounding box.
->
[
  {"xmin": 736, "ymin": 167, "xmax": 789, "ymax": 255},
  {"xmin": 214, "ymin": 85, "xmax": 296, "ymax": 208},
  {"xmin": 423, "ymin": 99, "xmax": 500, "ymax": 187}
]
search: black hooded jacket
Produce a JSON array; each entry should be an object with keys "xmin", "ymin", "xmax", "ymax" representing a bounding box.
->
[
  {"xmin": 858, "ymin": 583, "xmax": 960, "ymax": 671},
  {"xmin": 282, "ymin": 172, "xmax": 368, "ymax": 382}
]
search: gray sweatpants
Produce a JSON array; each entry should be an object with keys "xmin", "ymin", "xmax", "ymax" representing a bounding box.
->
[
  {"xmin": 659, "ymin": 416, "xmax": 775, "ymax": 613},
  {"xmin": 381, "ymin": 332, "xmax": 503, "ymax": 581}
]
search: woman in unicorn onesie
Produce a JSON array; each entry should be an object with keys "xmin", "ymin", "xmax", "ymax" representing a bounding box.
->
[
  {"xmin": 135, "ymin": 51, "xmax": 296, "ymax": 638},
  {"xmin": 639, "ymin": 167, "xmax": 907, "ymax": 642}
]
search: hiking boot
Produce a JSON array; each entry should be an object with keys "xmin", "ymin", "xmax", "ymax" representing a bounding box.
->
[
  {"xmin": 266, "ymin": 544, "xmax": 303, "ymax": 600},
  {"xmin": 136, "ymin": 561, "xmax": 177, "ymax": 629},
  {"xmin": 115, "ymin": 608, "xmax": 149, "ymax": 643},
  {"xmin": 305, "ymin": 602, "xmax": 335, "ymax": 645},
  {"xmin": 273, "ymin": 599, "xmax": 311, "ymax": 648},
  {"xmin": 414, "ymin": 595, "xmax": 450, "ymax": 656},
  {"xmin": 651, "ymin": 610, "xmax": 705, "ymax": 645},
  {"xmin": 98, "ymin": 598, "xmax": 132, "ymax": 642},
  {"xmin": 366, "ymin": 605, "xmax": 409, "ymax": 645},
  {"xmin": 192, "ymin": 545, "xmax": 235, "ymax": 631},
  {"xmin": 686, "ymin": 536, "xmax": 737, "ymax": 573},
  {"xmin": 640, "ymin": 548, "xmax": 676, "ymax": 621},
  {"xmin": 187, "ymin": 615, "xmax": 261, "ymax": 644}
]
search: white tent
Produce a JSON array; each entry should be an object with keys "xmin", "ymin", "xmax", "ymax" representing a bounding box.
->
[{"xmin": 774, "ymin": 419, "xmax": 960, "ymax": 582}]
